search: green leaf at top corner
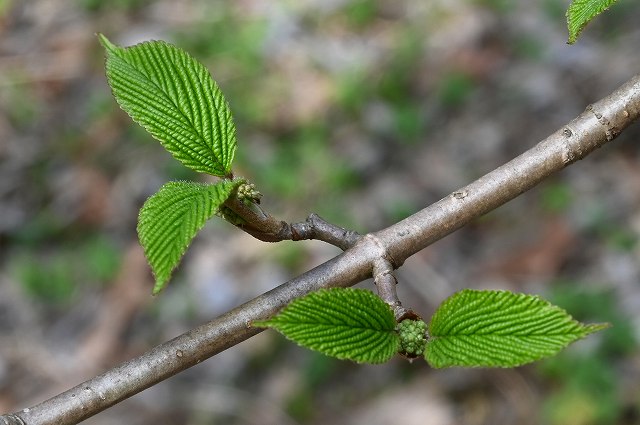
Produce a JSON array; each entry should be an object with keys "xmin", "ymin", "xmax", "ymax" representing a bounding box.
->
[
  {"xmin": 138, "ymin": 179, "xmax": 242, "ymax": 294},
  {"xmin": 99, "ymin": 34, "xmax": 237, "ymax": 177},
  {"xmin": 566, "ymin": 0, "xmax": 619, "ymax": 44},
  {"xmin": 254, "ymin": 288, "xmax": 400, "ymax": 364},
  {"xmin": 425, "ymin": 289, "xmax": 609, "ymax": 368}
]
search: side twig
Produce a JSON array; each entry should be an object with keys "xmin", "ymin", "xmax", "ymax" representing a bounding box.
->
[
  {"xmin": 366, "ymin": 233, "xmax": 407, "ymax": 320},
  {"xmin": 223, "ymin": 196, "xmax": 361, "ymax": 250},
  {"xmin": 2, "ymin": 73, "xmax": 639, "ymax": 425},
  {"xmin": 373, "ymin": 257, "xmax": 408, "ymax": 320}
]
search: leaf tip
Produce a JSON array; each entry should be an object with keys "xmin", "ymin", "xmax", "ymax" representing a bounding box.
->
[
  {"xmin": 152, "ymin": 280, "xmax": 167, "ymax": 295},
  {"xmin": 97, "ymin": 33, "xmax": 118, "ymax": 53},
  {"xmin": 566, "ymin": 25, "xmax": 580, "ymax": 44},
  {"xmin": 565, "ymin": 0, "xmax": 619, "ymax": 45},
  {"xmin": 565, "ymin": 9, "xmax": 578, "ymax": 44},
  {"xmin": 583, "ymin": 322, "xmax": 611, "ymax": 335}
]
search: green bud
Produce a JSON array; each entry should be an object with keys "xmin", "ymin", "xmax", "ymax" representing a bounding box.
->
[
  {"xmin": 236, "ymin": 182, "xmax": 262, "ymax": 204},
  {"xmin": 397, "ymin": 319, "xmax": 428, "ymax": 356}
]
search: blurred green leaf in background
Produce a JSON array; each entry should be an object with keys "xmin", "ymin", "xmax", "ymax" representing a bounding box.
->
[{"xmin": 539, "ymin": 284, "xmax": 638, "ymax": 425}]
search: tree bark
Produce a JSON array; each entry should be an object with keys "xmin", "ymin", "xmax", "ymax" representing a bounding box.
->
[{"xmin": 2, "ymin": 73, "xmax": 639, "ymax": 425}]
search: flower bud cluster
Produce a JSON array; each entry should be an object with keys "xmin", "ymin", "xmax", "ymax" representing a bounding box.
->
[
  {"xmin": 237, "ymin": 182, "xmax": 262, "ymax": 204},
  {"xmin": 397, "ymin": 319, "xmax": 428, "ymax": 356}
]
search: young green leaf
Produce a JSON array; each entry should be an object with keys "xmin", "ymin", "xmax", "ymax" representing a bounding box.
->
[
  {"xmin": 566, "ymin": 0, "xmax": 619, "ymax": 44},
  {"xmin": 425, "ymin": 289, "xmax": 608, "ymax": 368},
  {"xmin": 99, "ymin": 34, "xmax": 236, "ymax": 176},
  {"xmin": 138, "ymin": 180, "xmax": 241, "ymax": 294},
  {"xmin": 254, "ymin": 288, "xmax": 399, "ymax": 364}
]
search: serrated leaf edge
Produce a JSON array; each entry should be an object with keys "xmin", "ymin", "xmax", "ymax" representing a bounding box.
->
[
  {"xmin": 137, "ymin": 179, "xmax": 242, "ymax": 294},
  {"xmin": 566, "ymin": 0, "xmax": 619, "ymax": 44},
  {"xmin": 254, "ymin": 288, "xmax": 400, "ymax": 364},
  {"xmin": 99, "ymin": 34, "xmax": 237, "ymax": 176},
  {"xmin": 425, "ymin": 289, "xmax": 609, "ymax": 368}
]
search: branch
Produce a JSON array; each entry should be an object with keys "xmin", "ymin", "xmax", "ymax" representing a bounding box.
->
[
  {"xmin": 366, "ymin": 234, "xmax": 408, "ymax": 320},
  {"xmin": 2, "ymin": 73, "xmax": 639, "ymax": 425},
  {"xmin": 223, "ymin": 196, "xmax": 361, "ymax": 250}
]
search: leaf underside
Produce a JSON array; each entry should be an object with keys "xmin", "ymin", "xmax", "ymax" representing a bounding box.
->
[
  {"xmin": 254, "ymin": 288, "xmax": 399, "ymax": 364},
  {"xmin": 426, "ymin": 289, "xmax": 608, "ymax": 368},
  {"xmin": 99, "ymin": 34, "xmax": 236, "ymax": 176},
  {"xmin": 138, "ymin": 180, "xmax": 241, "ymax": 294},
  {"xmin": 566, "ymin": 0, "xmax": 619, "ymax": 44}
]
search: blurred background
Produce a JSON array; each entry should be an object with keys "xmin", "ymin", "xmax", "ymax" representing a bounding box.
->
[{"xmin": 1, "ymin": 0, "xmax": 640, "ymax": 424}]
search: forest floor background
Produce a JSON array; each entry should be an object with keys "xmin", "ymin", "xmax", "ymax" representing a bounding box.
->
[{"xmin": 1, "ymin": 1, "xmax": 640, "ymax": 424}]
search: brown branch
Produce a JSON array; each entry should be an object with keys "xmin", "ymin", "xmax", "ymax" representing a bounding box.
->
[
  {"xmin": 2, "ymin": 73, "xmax": 639, "ymax": 425},
  {"xmin": 223, "ymin": 196, "xmax": 361, "ymax": 250}
]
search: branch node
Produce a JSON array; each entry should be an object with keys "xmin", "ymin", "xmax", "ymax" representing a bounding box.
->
[
  {"xmin": 561, "ymin": 123, "xmax": 584, "ymax": 165},
  {"xmin": 304, "ymin": 213, "xmax": 361, "ymax": 250},
  {"xmin": 364, "ymin": 233, "xmax": 400, "ymax": 268},
  {"xmin": 587, "ymin": 103, "xmax": 618, "ymax": 142},
  {"xmin": 373, "ymin": 268, "xmax": 394, "ymax": 284},
  {"xmin": 452, "ymin": 190, "xmax": 468, "ymax": 200}
]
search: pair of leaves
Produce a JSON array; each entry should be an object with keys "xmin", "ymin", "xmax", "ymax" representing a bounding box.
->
[
  {"xmin": 566, "ymin": 0, "xmax": 620, "ymax": 44},
  {"xmin": 255, "ymin": 288, "xmax": 607, "ymax": 367},
  {"xmin": 99, "ymin": 0, "xmax": 622, "ymax": 293},
  {"xmin": 101, "ymin": 35, "xmax": 241, "ymax": 293}
]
